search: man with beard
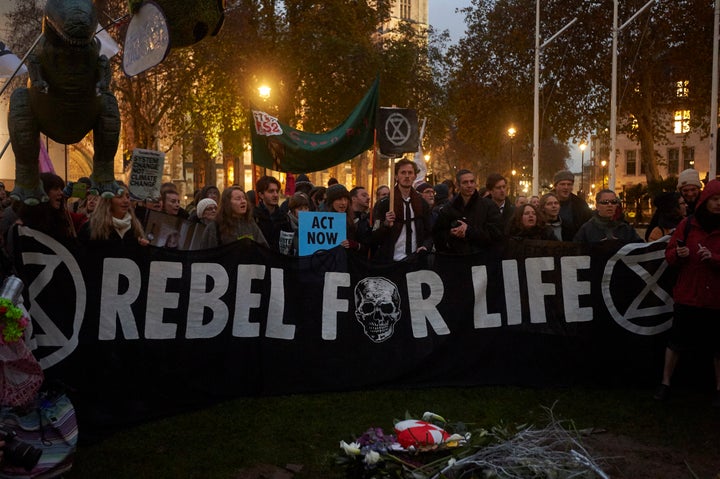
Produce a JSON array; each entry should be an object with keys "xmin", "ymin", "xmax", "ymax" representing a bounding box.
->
[{"xmin": 371, "ymin": 159, "xmax": 432, "ymax": 261}]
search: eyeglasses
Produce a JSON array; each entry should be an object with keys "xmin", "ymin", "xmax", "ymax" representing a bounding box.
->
[{"xmin": 597, "ymin": 199, "xmax": 619, "ymax": 205}]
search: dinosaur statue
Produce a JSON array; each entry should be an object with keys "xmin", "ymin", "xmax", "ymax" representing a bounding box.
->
[{"xmin": 8, "ymin": 0, "xmax": 121, "ymax": 204}]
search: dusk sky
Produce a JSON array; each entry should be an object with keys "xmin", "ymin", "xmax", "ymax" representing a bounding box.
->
[{"xmin": 429, "ymin": 0, "xmax": 470, "ymax": 44}]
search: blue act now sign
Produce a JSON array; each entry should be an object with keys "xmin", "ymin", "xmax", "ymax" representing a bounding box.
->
[{"xmin": 298, "ymin": 212, "xmax": 346, "ymax": 256}]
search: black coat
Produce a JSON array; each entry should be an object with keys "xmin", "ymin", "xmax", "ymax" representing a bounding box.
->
[
  {"xmin": 371, "ymin": 186, "xmax": 433, "ymax": 262},
  {"xmin": 558, "ymin": 193, "xmax": 593, "ymax": 238},
  {"xmin": 433, "ymin": 190, "xmax": 503, "ymax": 254}
]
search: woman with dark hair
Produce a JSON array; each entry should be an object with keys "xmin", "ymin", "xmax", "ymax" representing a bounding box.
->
[
  {"xmin": 654, "ymin": 179, "xmax": 720, "ymax": 406},
  {"xmin": 506, "ymin": 204, "xmax": 556, "ymax": 240},
  {"xmin": 16, "ymin": 173, "xmax": 80, "ymax": 242},
  {"xmin": 645, "ymin": 192, "xmax": 687, "ymax": 242},
  {"xmin": 324, "ymin": 183, "xmax": 366, "ymax": 253},
  {"xmin": 309, "ymin": 186, "xmax": 327, "ymax": 211},
  {"xmin": 203, "ymin": 186, "xmax": 267, "ymax": 247},
  {"xmin": 277, "ymin": 192, "xmax": 310, "ymax": 255}
]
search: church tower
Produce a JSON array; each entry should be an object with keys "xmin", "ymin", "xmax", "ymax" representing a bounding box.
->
[{"xmin": 387, "ymin": 0, "xmax": 429, "ymax": 30}]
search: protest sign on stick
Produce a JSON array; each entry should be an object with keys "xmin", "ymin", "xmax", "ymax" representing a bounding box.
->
[{"xmin": 128, "ymin": 148, "xmax": 165, "ymax": 201}]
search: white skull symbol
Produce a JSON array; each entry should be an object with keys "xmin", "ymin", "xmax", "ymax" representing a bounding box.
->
[{"xmin": 354, "ymin": 277, "xmax": 401, "ymax": 342}]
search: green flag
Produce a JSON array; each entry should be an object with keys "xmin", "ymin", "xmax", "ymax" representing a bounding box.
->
[{"xmin": 250, "ymin": 78, "xmax": 379, "ymax": 173}]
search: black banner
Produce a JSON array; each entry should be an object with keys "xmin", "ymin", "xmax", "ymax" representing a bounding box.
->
[{"xmin": 15, "ymin": 227, "xmax": 675, "ymax": 433}]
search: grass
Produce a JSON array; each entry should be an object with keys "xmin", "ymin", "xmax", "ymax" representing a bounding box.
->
[{"xmin": 65, "ymin": 386, "xmax": 720, "ymax": 478}]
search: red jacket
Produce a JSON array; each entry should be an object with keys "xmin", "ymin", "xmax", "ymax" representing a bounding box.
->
[{"xmin": 665, "ymin": 179, "xmax": 720, "ymax": 309}]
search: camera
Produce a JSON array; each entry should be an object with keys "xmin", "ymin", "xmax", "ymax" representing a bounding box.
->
[
  {"xmin": 450, "ymin": 217, "xmax": 466, "ymax": 228},
  {"xmin": 0, "ymin": 424, "xmax": 42, "ymax": 471}
]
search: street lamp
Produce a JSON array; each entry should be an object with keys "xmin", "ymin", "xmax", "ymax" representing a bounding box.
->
[
  {"xmin": 508, "ymin": 127, "xmax": 516, "ymax": 198},
  {"xmin": 601, "ymin": 160, "xmax": 607, "ymax": 188},
  {"xmin": 579, "ymin": 142, "xmax": 586, "ymax": 196},
  {"xmin": 258, "ymin": 85, "xmax": 271, "ymax": 100},
  {"xmin": 424, "ymin": 154, "xmax": 432, "ymax": 185}
]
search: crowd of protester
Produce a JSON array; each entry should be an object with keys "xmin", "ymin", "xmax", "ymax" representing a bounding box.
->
[
  {"xmin": 0, "ymin": 166, "xmax": 709, "ymax": 260},
  {"xmin": 0, "ymin": 165, "xmax": 717, "ymax": 407}
]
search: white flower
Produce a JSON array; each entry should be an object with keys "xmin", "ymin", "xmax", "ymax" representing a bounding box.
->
[
  {"xmin": 447, "ymin": 458, "xmax": 457, "ymax": 467},
  {"xmin": 364, "ymin": 450, "xmax": 382, "ymax": 465},
  {"xmin": 339, "ymin": 440, "xmax": 361, "ymax": 456}
]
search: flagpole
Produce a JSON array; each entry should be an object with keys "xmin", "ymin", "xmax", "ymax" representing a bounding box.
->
[
  {"xmin": 388, "ymin": 156, "xmax": 394, "ymax": 216},
  {"xmin": 370, "ymin": 129, "xmax": 377, "ymax": 222}
]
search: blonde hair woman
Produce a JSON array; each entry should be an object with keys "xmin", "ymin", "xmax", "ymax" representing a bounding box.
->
[{"xmin": 80, "ymin": 188, "xmax": 149, "ymax": 245}]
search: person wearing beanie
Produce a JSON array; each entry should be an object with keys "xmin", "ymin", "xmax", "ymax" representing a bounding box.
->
[
  {"xmin": 324, "ymin": 184, "xmax": 350, "ymax": 210},
  {"xmin": 677, "ymin": 168, "xmax": 702, "ymax": 215},
  {"xmin": 294, "ymin": 174, "xmax": 313, "ymax": 193},
  {"xmin": 433, "ymin": 183, "xmax": 449, "ymax": 203},
  {"xmin": 415, "ymin": 182, "xmax": 435, "ymax": 208},
  {"xmin": 552, "ymin": 169, "xmax": 592, "ymax": 239},
  {"xmin": 325, "ymin": 184, "xmax": 368, "ymax": 254},
  {"xmin": 280, "ymin": 174, "xmax": 313, "ymax": 214},
  {"xmin": 195, "ymin": 197, "xmax": 218, "ymax": 225}
]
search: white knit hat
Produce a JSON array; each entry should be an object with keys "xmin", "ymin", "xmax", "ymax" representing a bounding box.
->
[
  {"xmin": 196, "ymin": 198, "xmax": 217, "ymax": 218},
  {"xmin": 677, "ymin": 169, "xmax": 702, "ymax": 190}
]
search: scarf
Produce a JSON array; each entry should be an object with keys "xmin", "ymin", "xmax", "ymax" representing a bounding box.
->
[{"xmin": 112, "ymin": 212, "xmax": 133, "ymax": 238}]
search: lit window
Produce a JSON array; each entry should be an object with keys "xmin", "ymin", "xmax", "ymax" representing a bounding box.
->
[
  {"xmin": 673, "ymin": 110, "xmax": 690, "ymax": 134},
  {"xmin": 676, "ymin": 80, "xmax": 689, "ymax": 98}
]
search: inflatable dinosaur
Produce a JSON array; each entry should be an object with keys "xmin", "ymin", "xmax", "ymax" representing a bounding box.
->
[{"xmin": 8, "ymin": 0, "xmax": 121, "ymax": 204}]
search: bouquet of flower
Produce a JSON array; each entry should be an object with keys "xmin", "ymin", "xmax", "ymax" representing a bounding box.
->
[
  {"xmin": 0, "ymin": 297, "xmax": 29, "ymax": 344},
  {"xmin": 336, "ymin": 412, "xmax": 475, "ymax": 479}
]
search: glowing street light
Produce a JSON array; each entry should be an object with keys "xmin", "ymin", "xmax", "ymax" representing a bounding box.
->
[
  {"xmin": 424, "ymin": 154, "xmax": 432, "ymax": 184},
  {"xmin": 600, "ymin": 160, "xmax": 607, "ymax": 188},
  {"xmin": 258, "ymin": 85, "xmax": 271, "ymax": 100},
  {"xmin": 508, "ymin": 127, "xmax": 517, "ymax": 198}
]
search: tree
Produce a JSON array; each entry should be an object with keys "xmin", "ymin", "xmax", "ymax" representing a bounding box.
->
[
  {"xmin": 5, "ymin": 0, "xmax": 446, "ymax": 187},
  {"xmin": 444, "ymin": 0, "xmax": 715, "ymax": 186},
  {"xmin": 614, "ymin": 0, "xmax": 714, "ymax": 183},
  {"xmin": 444, "ymin": 0, "xmax": 606, "ymax": 184}
]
